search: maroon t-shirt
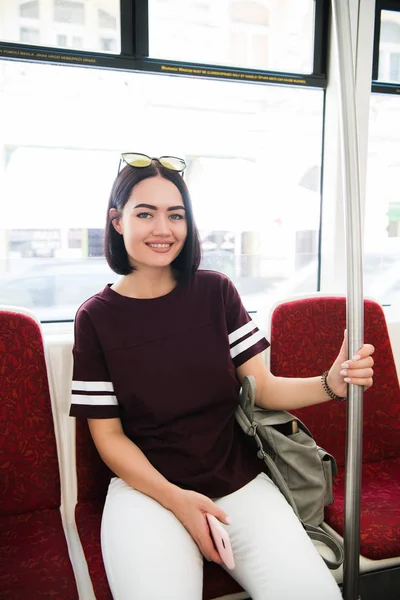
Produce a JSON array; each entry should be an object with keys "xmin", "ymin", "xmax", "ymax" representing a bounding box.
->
[{"xmin": 70, "ymin": 270, "xmax": 269, "ymax": 497}]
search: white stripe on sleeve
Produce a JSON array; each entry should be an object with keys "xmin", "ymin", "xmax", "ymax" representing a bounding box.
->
[
  {"xmin": 230, "ymin": 329, "xmax": 265, "ymax": 359},
  {"xmin": 72, "ymin": 380, "xmax": 114, "ymax": 393},
  {"xmin": 228, "ymin": 320, "xmax": 256, "ymax": 345},
  {"xmin": 71, "ymin": 394, "xmax": 118, "ymax": 406}
]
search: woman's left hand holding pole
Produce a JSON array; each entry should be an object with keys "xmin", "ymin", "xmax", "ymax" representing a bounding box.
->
[{"xmin": 326, "ymin": 333, "xmax": 375, "ymax": 400}]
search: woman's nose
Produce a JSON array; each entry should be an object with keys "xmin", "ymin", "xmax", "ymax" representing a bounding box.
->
[{"xmin": 152, "ymin": 215, "xmax": 171, "ymax": 235}]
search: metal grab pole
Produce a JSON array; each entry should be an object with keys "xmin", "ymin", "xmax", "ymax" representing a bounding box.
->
[{"xmin": 330, "ymin": 2, "xmax": 364, "ymax": 600}]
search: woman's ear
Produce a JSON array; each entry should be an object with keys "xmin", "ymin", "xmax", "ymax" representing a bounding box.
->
[{"xmin": 109, "ymin": 208, "xmax": 122, "ymax": 234}]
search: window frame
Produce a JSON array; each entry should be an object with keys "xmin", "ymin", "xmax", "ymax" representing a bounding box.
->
[
  {"xmin": 372, "ymin": 0, "xmax": 400, "ymax": 94},
  {"xmin": 0, "ymin": 0, "xmax": 328, "ymax": 90}
]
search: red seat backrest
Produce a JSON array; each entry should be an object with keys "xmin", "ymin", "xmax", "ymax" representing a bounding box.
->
[
  {"xmin": 75, "ymin": 417, "xmax": 111, "ymax": 504},
  {"xmin": 0, "ymin": 310, "xmax": 61, "ymax": 515},
  {"xmin": 270, "ymin": 297, "xmax": 400, "ymax": 467}
]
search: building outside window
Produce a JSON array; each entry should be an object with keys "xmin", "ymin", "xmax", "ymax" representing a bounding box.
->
[
  {"xmin": 19, "ymin": 26, "xmax": 40, "ymax": 43},
  {"xmin": 20, "ymin": 0, "xmax": 39, "ymax": 19},
  {"xmin": 378, "ymin": 11, "xmax": 400, "ymax": 83},
  {"xmin": 0, "ymin": 0, "xmax": 121, "ymax": 53},
  {"xmin": 54, "ymin": 0, "xmax": 85, "ymax": 25}
]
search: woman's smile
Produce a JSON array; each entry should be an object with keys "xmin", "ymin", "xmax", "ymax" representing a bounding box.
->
[{"xmin": 146, "ymin": 242, "xmax": 174, "ymax": 253}]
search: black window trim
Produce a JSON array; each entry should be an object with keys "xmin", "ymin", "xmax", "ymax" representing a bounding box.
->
[
  {"xmin": 372, "ymin": 0, "xmax": 400, "ymax": 94},
  {"xmin": 0, "ymin": 0, "xmax": 327, "ymax": 90}
]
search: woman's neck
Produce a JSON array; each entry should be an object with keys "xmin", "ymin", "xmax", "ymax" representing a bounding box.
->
[{"xmin": 111, "ymin": 267, "xmax": 178, "ymax": 299}]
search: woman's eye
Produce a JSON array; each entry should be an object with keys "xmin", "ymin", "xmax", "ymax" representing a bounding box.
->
[
  {"xmin": 137, "ymin": 212, "xmax": 152, "ymax": 219},
  {"xmin": 169, "ymin": 213, "xmax": 185, "ymax": 221}
]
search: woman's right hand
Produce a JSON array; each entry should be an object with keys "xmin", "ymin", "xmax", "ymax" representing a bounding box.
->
[{"xmin": 170, "ymin": 488, "xmax": 231, "ymax": 565}]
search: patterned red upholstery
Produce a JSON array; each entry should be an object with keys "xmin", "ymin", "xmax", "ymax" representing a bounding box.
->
[
  {"xmin": 325, "ymin": 458, "xmax": 400, "ymax": 560},
  {"xmin": 270, "ymin": 297, "xmax": 400, "ymax": 560},
  {"xmin": 75, "ymin": 418, "xmax": 112, "ymax": 599},
  {"xmin": 75, "ymin": 417, "xmax": 246, "ymax": 599},
  {"xmin": 0, "ymin": 511, "xmax": 78, "ymax": 599},
  {"xmin": 0, "ymin": 310, "xmax": 78, "ymax": 598}
]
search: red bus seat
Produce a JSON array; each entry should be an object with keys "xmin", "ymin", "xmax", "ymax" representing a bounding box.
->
[
  {"xmin": 75, "ymin": 417, "xmax": 248, "ymax": 600},
  {"xmin": 269, "ymin": 296, "xmax": 400, "ymax": 562},
  {"xmin": 0, "ymin": 308, "xmax": 79, "ymax": 599}
]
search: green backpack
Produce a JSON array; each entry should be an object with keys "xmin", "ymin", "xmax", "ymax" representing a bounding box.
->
[{"xmin": 236, "ymin": 375, "xmax": 343, "ymax": 569}]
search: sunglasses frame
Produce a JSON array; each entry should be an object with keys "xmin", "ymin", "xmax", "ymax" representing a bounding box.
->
[{"xmin": 118, "ymin": 152, "xmax": 186, "ymax": 177}]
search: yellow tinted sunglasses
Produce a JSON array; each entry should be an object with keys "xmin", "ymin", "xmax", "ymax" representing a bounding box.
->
[{"xmin": 118, "ymin": 152, "xmax": 186, "ymax": 175}]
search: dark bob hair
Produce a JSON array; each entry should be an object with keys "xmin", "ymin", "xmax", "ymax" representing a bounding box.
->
[{"xmin": 104, "ymin": 161, "xmax": 202, "ymax": 284}]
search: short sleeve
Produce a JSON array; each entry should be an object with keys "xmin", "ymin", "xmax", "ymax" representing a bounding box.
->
[
  {"xmin": 69, "ymin": 306, "xmax": 120, "ymax": 419},
  {"xmin": 223, "ymin": 276, "xmax": 270, "ymax": 368}
]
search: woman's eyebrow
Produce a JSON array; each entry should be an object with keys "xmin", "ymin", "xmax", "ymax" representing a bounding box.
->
[
  {"xmin": 167, "ymin": 205, "xmax": 186, "ymax": 211},
  {"xmin": 133, "ymin": 203, "xmax": 157, "ymax": 210},
  {"xmin": 133, "ymin": 203, "xmax": 186, "ymax": 211}
]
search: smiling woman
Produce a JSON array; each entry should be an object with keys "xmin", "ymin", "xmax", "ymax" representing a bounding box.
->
[
  {"xmin": 68, "ymin": 143, "xmax": 363, "ymax": 600},
  {"xmin": 104, "ymin": 157, "xmax": 201, "ymax": 286},
  {"xmin": 109, "ymin": 175, "xmax": 188, "ymax": 298}
]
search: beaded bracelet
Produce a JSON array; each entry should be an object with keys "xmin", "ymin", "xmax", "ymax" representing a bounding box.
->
[{"xmin": 321, "ymin": 370, "xmax": 347, "ymax": 402}]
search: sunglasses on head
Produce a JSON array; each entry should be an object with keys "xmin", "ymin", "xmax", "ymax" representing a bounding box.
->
[{"xmin": 118, "ymin": 152, "xmax": 186, "ymax": 176}]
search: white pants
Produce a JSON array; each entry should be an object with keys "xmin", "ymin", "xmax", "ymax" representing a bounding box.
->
[{"xmin": 101, "ymin": 472, "xmax": 342, "ymax": 600}]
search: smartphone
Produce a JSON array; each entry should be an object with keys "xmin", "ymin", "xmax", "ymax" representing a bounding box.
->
[
  {"xmin": 206, "ymin": 513, "xmax": 235, "ymax": 570},
  {"xmin": 274, "ymin": 420, "xmax": 299, "ymax": 436}
]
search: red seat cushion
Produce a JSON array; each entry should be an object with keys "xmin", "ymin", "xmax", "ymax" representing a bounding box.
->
[
  {"xmin": 76, "ymin": 500, "xmax": 244, "ymax": 600},
  {"xmin": 0, "ymin": 509, "xmax": 78, "ymax": 599},
  {"xmin": 325, "ymin": 458, "xmax": 400, "ymax": 560}
]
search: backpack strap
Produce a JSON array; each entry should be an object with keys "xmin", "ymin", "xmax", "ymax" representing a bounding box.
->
[
  {"xmin": 239, "ymin": 374, "xmax": 256, "ymax": 416},
  {"xmin": 303, "ymin": 524, "xmax": 344, "ymax": 570}
]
